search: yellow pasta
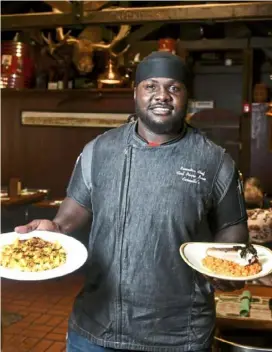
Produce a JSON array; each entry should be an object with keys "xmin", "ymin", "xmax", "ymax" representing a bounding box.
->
[{"xmin": 0, "ymin": 237, "xmax": 67, "ymax": 272}]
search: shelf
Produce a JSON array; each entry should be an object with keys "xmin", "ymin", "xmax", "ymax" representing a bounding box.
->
[
  {"xmin": 1, "ymin": 88, "xmax": 134, "ymax": 94},
  {"xmin": 193, "ymin": 65, "xmax": 243, "ymax": 74}
]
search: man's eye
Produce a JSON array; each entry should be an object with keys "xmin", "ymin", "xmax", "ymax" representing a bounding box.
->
[
  {"xmin": 146, "ymin": 84, "xmax": 155, "ymax": 90},
  {"xmin": 169, "ymin": 86, "xmax": 180, "ymax": 92}
]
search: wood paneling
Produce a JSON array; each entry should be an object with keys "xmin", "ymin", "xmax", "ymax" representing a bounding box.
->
[
  {"xmin": 192, "ymin": 65, "xmax": 243, "ymax": 115},
  {"xmin": 189, "ymin": 108, "xmax": 241, "ymax": 166},
  {"xmin": 1, "ymin": 89, "xmax": 134, "ymax": 197},
  {"xmin": 2, "ymin": 88, "xmax": 271, "ymax": 197}
]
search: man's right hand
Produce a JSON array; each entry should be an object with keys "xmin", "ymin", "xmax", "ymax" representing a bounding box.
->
[{"xmin": 15, "ymin": 219, "xmax": 61, "ymax": 234}]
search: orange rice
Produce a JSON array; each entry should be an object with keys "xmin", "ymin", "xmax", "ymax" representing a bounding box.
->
[{"xmin": 202, "ymin": 256, "xmax": 262, "ymax": 277}]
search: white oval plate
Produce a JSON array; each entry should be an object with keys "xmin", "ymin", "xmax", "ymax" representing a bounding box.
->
[
  {"xmin": 0, "ymin": 231, "xmax": 88, "ymax": 281},
  {"xmin": 180, "ymin": 242, "xmax": 272, "ymax": 281}
]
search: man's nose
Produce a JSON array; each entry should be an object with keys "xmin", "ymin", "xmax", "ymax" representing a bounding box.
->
[{"xmin": 154, "ymin": 87, "xmax": 171, "ymax": 102}]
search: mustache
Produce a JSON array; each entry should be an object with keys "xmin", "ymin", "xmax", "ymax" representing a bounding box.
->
[{"xmin": 149, "ymin": 104, "xmax": 173, "ymax": 110}]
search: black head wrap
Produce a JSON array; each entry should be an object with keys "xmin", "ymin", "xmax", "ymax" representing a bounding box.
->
[{"xmin": 135, "ymin": 51, "xmax": 188, "ymax": 87}]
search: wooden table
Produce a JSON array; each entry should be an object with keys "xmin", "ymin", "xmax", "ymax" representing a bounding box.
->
[
  {"xmin": 1, "ymin": 192, "xmax": 46, "ymax": 207},
  {"xmin": 33, "ymin": 199, "xmax": 64, "ymax": 208},
  {"xmin": 215, "ymin": 285, "xmax": 272, "ymax": 331},
  {"xmin": 1, "ymin": 190, "xmax": 49, "ymax": 228}
]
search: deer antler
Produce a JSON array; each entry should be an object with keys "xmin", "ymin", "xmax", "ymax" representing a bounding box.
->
[
  {"xmin": 109, "ymin": 25, "xmax": 131, "ymax": 50},
  {"xmin": 41, "ymin": 6, "xmax": 130, "ymax": 73},
  {"xmin": 92, "ymin": 25, "xmax": 131, "ymax": 57},
  {"xmin": 42, "ymin": 31, "xmax": 77, "ymax": 54},
  {"xmin": 110, "ymin": 43, "xmax": 130, "ymax": 59},
  {"xmin": 42, "ymin": 7, "xmax": 77, "ymax": 54}
]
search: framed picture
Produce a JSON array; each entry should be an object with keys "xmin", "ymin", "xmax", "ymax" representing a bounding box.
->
[
  {"xmin": 187, "ymin": 100, "xmax": 214, "ymax": 115},
  {"xmin": 21, "ymin": 111, "xmax": 129, "ymax": 128},
  {"xmin": 186, "ymin": 100, "xmax": 215, "ymax": 122}
]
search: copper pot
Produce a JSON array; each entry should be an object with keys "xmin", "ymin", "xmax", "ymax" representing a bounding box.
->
[
  {"xmin": 214, "ymin": 336, "xmax": 272, "ymax": 352},
  {"xmin": 1, "ymin": 41, "xmax": 35, "ymax": 89}
]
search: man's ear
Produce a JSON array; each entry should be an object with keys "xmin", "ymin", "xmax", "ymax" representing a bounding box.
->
[{"xmin": 134, "ymin": 88, "xmax": 136, "ymax": 100}]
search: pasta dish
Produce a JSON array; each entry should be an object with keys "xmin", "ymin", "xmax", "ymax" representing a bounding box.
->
[{"xmin": 0, "ymin": 237, "xmax": 67, "ymax": 272}]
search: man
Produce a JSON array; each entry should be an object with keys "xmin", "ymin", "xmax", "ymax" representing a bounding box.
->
[{"xmin": 16, "ymin": 52, "xmax": 248, "ymax": 352}]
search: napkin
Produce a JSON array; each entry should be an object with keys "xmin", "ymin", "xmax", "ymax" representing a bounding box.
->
[{"xmin": 240, "ymin": 290, "xmax": 251, "ymax": 317}]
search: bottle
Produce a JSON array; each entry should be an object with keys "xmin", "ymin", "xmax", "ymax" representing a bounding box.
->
[
  {"xmin": 8, "ymin": 177, "xmax": 22, "ymax": 197},
  {"xmin": 48, "ymin": 69, "xmax": 58, "ymax": 90}
]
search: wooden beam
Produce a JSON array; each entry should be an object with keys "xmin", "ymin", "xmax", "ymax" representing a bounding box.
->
[
  {"xmin": 72, "ymin": 1, "xmax": 83, "ymax": 21},
  {"xmin": 44, "ymin": 1, "xmax": 72, "ymax": 13},
  {"xmin": 127, "ymin": 23, "xmax": 163, "ymax": 44},
  {"xmin": 129, "ymin": 37, "xmax": 270, "ymax": 57},
  {"xmin": 73, "ymin": 1, "xmax": 272, "ymax": 24},
  {"xmin": 72, "ymin": 2, "xmax": 272, "ymax": 24},
  {"xmin": 2, "ymin": 2, "xmax": 272, "ymax": 30},
  {"xmin": 251, "ymin": 37, "xmax": 272, "ymax": 48},
  {"xmin": 130, "ymin": 38, "xmax": 250, "ymax": 55},
  {"xmin": 83, "ymin": 1, "xmax": 112, "ymax": 12},
  {"xmin": 1, "ymin": 12, "xmax": 74, "ymax": 30},
  {"xmin": 177, "ymin": 38, "xmax": 249, "ymax": 51}
]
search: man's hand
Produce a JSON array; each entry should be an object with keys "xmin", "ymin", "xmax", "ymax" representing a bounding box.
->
[
  {"xmin": 205, "ymin": 275, "xmax": 245, "ymax": 292},
  {"xmin": 15, "ymin": 219, "xmax": 61, "ymax": 234}
]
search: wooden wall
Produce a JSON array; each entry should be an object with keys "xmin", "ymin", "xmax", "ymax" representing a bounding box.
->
[
  {"xmin": 192, "ymin": 65, "xmax": 243, "ymax": 115},
  {"xmin": 1, "ymin": 89, "xmax": 134, "ymax": 197},
  {"xmin": 1, "ymin": 86, "xmax": 271, "ymax": 198},
  {"xmin": 189, "ymin": 108, "xmax": 241, "ymax": 166}
]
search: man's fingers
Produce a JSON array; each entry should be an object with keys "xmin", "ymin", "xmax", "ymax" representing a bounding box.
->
[
  {"xmin": 15, "ymin": 220, "xmax": 41, "ymax": 233},
  {"xmin": 15, "ymin": 220, "xmax": 60, "ymax": 234}
]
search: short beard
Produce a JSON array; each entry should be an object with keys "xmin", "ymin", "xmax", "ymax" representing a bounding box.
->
[{"xmin": 135, "ymin": 102, "xmax": 186, "ymax": 135}]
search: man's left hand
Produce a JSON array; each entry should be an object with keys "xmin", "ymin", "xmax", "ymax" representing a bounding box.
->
[{"xmin": 205, "ymin": 276, "xmax": 245, "ymax": 292}]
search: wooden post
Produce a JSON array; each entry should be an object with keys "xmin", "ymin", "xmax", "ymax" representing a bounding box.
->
[{"xmin": 240, "ymin": 48, "xmax": 253, "ymax": 178}]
